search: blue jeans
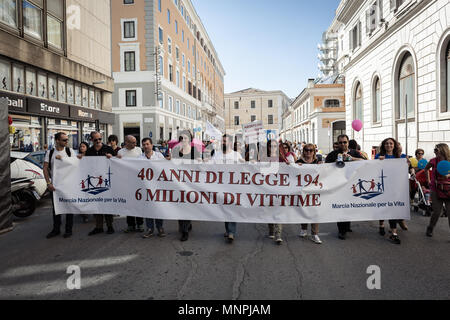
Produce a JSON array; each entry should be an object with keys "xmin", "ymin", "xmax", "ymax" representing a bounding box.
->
[
  {"xmin": 225, "ymin": 222, "xmax": 237, "ymax": 235},
  {"xmin": 146, "ymin": 218, "xmax": 163, "ymax": 231}
]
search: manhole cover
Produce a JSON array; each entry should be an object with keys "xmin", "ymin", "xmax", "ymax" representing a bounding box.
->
[{"xmin": 178, "ymin": 251, "xmax": 193, "ymax": 256}]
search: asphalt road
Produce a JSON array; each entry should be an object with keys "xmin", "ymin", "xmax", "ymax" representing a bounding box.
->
[{"xmin": 0, "ymin": 196, "xmax": 449, "ymax": 300}]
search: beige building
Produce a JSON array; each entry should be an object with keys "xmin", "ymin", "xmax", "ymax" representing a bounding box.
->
[
  {"xmin": 111, "ymin": 0, "xmax": 225, "ymax": 144},
  {"xmin": 224, "ymin": 88, "xmax": 291, "ymax": 138},
  {"xmin": 281, "ymin": 78, "xmax": 345, "ymax": 154},
  {"xmin": 1, "ymin": 0, "xmax": 115, "ymax": 151}
]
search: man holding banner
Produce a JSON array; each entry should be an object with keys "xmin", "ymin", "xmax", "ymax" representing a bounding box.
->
[
  {"xmin": 140, "ymin": 137, "xmax": 167, "ymax": 238},
  {"xmin": 212, "ymin": 134, "xmax": 244, "ymax": 243},
  {"xmin": 325, "ymin": 134, "xmax": 364, "ymax": 240}
]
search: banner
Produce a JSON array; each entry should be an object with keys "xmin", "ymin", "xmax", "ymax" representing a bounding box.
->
[
  {"xmin": 53, "ymin": 158, "xmax": 410, "ymax": 224},
  {"xmin": 205, "ymin": 121, "xmax": 222, "ymax": 141}
]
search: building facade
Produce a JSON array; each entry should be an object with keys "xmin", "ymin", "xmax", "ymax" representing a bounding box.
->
[
  {"xmin": 1, "ymin": 0, "xmax": 115, "ymax": 151},
  {"xmin": 331, "ymin": 0, "xmax": 450, "ymax": 158},
  {"xmin": 111, "ymin": 0, "xmax": 225, "ymax": 145},
  {"xmin": 224, "ymin": 88, "xmax": 291, "ymax": 138},
  {"xmin": 280, "ymin": 78, "xmax": 345, "ymax": 154}
]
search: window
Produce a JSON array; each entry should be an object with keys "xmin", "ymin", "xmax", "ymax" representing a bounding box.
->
[
  {"xmin": 48, "ymin": 75, "xmax": 56, "ymax": 100},
  {"xmin": 366, "ymin": 0, "xmax": 383, "ymax": 36},
  {"xmin": 176, "ymin": 70, "xmax": 180, "ymax": 87},
  {"xmin": 182, "ymin": 103, "xmax": 186, "ymax": 116},
  {"xmin": 124, "ymin": 51, "xmax": 136, "ymax": 71},
  {"xmin": 124, "ymin": 0, "xmax": 134, "ymax": 3},
  {"xmin": 182, "ymin": 30, "xmax": 184, "ymax": 42},
  {"xmin": 234, "ymin": 116, "xmax": 239, "ymax": 125},
  {"xmin": 373, "ymin": 77, "xmax": 381, "ymax": 123},
  {"xmin": 324, "ymin": 99, "xmax": 340, "ymax": 108},
  {"xmin": 176, "ymin": 47, "xmax": 179, "ymax": 61},
  {"xmin": 167, "ymin": 9, "xmax": 170, "ymax": 24},
  {"xmin": 158, "ymin": 27, "xmax": 163, "ymax": 44},
  {"xmin": 234, "ymin": 101, "xmax": 239, "ymax": 109},
  {"xmin": 396, "ymin": 53, "xmax": 415, "ymax": 120},
  {"xmin": 188, "ymin": 81, "xmax": 192, "ymax": 95},
  {"xmin": 390, "ymin": 0, "xmax": 407, "ymax": 12},
  {"xmin": 175, "ymin": 20, "xmax": 178, "ymax": 34},
  {"xmin": 268, "ymin": 100, "xmax": 273, "ymax": 108},
  {"xmin": 445, "ymin": 42, "xmax": 450, "ymax": 113},
  {"xmin": 158, "ymin": 0, "xmax": 161, "ymax": 12},
  {"xmin": 58, "ymin": 78, "xmax": 65, "ymax": 102},
  {"xmin": 159, "ymin": 91, "xmax": 164, "ymax": 108},
  {"xmin": 159, "ymin": 56, "xmax": 164, "ymax": 76},
  {"xmin": 0, "ymin": 59, "xmax": 11, "ymax": 91},
  {"xmin": 123, "ymin": 21, "xmax": 135, "ymax": 39},
  {"xmin": 251, "ymin": 100, "xmax": 255, "ymax": 108},
  {"xmin": 169, "ymin": 64, "xmax": 173, "ymax": 82},
  {"xmin": 187, "ymin": 38, "xmax": 190, "ymax": 49},
  {"xmin": 251, "ymin": 115, "xmax": 256, "ymax": 122},
  {"xmin": 26, "ymin": 68, "xmax": 36, "ymax": 96},
  {"xmin": 188, "ymin": 60, "xmax": 190, "ymax": 73},
  {"xmin": 268, "ymin": 115, "xmax": 273, "ymax": 125},
  {"xmin": 3, "ymin": 1, "xmax": 65, "ymax": 49},
  {"xmin": 23, "ymin": 0, "xmax": 42, "ymax": 40},
  {"xmin": 182, "ymin": 54, "xmax": 185, "ymax": 67},
  {"xmin": 176, "ymin": 100, "xmax": 180, "ymax": 114},
  {"xmin": 439, "ymin": 37, "xmax": 450, "ymax": 115},
  {"xmin": 168, "ymin": 96, "xmax": 173, "ymax": 112},
  {"xmin": 168, "ymin": 37, "xmax": 172, "ymax": 54},
  {"xmin": 354, "ymin": 82, "xmax": 363, "ymax": 121},
  {"xmin": 349, "ymin": 20, "xmax": 362, "ymax": 51},
  {"xmin": 1, "ymin": 0, "xmax": 17, "ymax": 27},
  {"xmin": 12, "ymin": 65, "xmax": 24, "ymax": 93},
  {"xmin": 182, "ymin": 76, "xmax": 186, "ymax": 91}
]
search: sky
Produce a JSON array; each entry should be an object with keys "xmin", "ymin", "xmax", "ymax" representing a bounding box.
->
[{"xmin": 191, "ymin": 0, "xmax": 341, "ymax": 99}]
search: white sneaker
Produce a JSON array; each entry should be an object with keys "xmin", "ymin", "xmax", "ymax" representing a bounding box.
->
[
  {"xmin": 311, "ymin": 234, "xmax": 322, "ymax": 244},
  {"xmin": 299, "ymin": 230, "xmax": 308, "ymax": 238}
]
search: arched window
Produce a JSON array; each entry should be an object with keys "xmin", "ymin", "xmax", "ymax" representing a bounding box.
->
[
  {"xmin": 354, "ymin": 82, "xmax": 363, "ymax": 121},
  {"xmin": 396, "ymin": 53, "xmax": 415, "ymax": 120},
  {"xmin": 325, "ymin": 99, "xmax": 340, "ymax": 108},
  {"xmin": 373, "ymin": 77, "xmax": 381, "ymax": 123},
  {"xmin": 446, "ymin": 42, "xmax": 450, "ymax": 113}
]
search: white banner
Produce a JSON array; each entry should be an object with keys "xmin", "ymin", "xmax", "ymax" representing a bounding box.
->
[
  {"xmin": 205, "ymin": 121, "xmax": 222, "ymax": 141},
  {"xmin": 53, "ymin": 158, "xmax": 410, "ymax": 224}
]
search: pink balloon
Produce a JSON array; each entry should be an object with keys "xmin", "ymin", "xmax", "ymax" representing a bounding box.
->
[{"xmin": 352, "ymin": 120, "xmax": 363, "ymax": 132}]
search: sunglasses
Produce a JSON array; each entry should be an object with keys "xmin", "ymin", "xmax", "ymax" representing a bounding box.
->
[
  {"xmin": 338, "ymin": 141, "xmax": 348, "ymax": 145},
  {"xmin": 61, "ymin": 139, "xmax": 69, "ymax": 142},
  {"xmin": 417, "ymin": 153, "xmax": 424, "ymax": 155},
  {"xmin": 94, "ymin": 138, "xmax": 102, "ymax": 142},
  {"xmin": 303, "ymin": 149, "xmax": 314, "ymax": 152}
]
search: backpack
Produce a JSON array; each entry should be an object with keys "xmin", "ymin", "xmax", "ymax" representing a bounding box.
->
[{"xmin": 48, "ymin": 147, "xmax": 71, "ymax": 172}]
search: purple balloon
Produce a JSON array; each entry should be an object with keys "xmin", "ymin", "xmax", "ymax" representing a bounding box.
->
[{"xmin": 352, "ymin": 120, "xmax": 363, "ymax": 132}]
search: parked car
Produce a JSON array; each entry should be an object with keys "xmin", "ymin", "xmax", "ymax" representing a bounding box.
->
[
  {"xmin": 10, "ymin": 151, "xmax": 47, "ymax": 197},
  {"xmin": 27, "ymin": 151, "xmax": 46, "ymax": 169}
]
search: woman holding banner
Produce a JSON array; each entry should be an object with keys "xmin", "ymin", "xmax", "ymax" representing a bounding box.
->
[
  {"xmin": 425, "ymin": 143, "xmax": 450, "ymax": 237},
  {"xmin": 261, "ymin": 139, "xmax": 287, "ymax": 245},
  {"xmin": 296, "ymin": 143, "xmax": 323, "ymax": 244},
  {"xmin": 171, "ymin": 130, "xmax": 202, "ymax": 241},
  {"xmin": 375, "ymin": 138, "xmax": 409, "ymax": 244}
]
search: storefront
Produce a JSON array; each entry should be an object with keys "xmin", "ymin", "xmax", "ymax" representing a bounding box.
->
[{"xmin": 3, "ymin": 91, "xmax": 114, "ymax": 152}]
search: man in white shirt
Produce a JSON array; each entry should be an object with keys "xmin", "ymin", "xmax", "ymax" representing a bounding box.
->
[
  {"xmin": 140, "ymin": 138, "xmax": 167, "ymax": 238},
  {"xmin": 117, "ymin": 135, "xmax": 142, "ymax": 158},
  {"xmin": 212, "ymin": 134, "xmax": 244, "ymax": 243},
  {"xmin": 118, "ymin": 135, "xmax": 144, "ymax": 232},
  {"xmin": 44, "ymin": 132, "xmax": 76, "ymax": 239}
]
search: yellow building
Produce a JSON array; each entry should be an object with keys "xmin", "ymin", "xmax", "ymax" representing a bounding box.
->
[{"xmin": 111, "ymin": 0, "xmax": 225, "ymax": 143}]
